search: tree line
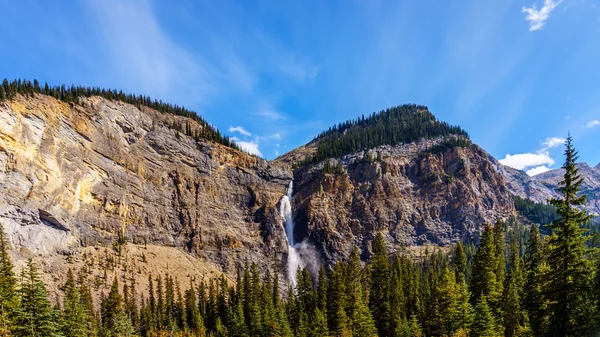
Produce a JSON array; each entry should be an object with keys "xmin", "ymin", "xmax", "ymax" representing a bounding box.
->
[
  {"xmin": 0, "ymin": 78, "xmax": 239, "ymax": 151},
  {"xmin": 302, "ymin": 105, "xmax": 470, "ymax": 165},
  {"xmin": 0, "ymin": 137, "xmax": 598, "ymax": 337}
]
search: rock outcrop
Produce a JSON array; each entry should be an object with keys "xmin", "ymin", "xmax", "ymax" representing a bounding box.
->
[
  {"xmin": 0, "ymin": 94, "xmax": 290, "ymax": 273},
  {"xmin": 282, "ymin": 140, "xmax": 516, "ymax": 262}
]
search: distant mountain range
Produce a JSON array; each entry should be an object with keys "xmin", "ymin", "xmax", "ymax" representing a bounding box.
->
[{"xmin": 492, "ymin": 158, "xmax": 600, "ymax": 216}]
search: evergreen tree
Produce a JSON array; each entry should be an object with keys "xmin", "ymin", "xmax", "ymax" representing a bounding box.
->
[
  {"xmin": 0, "ymin": 226, "xmax": 17, "ymax": 335},
  {"xmin": 503, "ymin": 232, "xmax": 529, "ymax": 337},
  {"xmin": 545, "ymin": 134, "xmax": 597, "ymax": 336},
  {"xmin": 350, "ymin": 287, "xmax": 377, "ymax": 337},
  {"xmin": 12, "ymin": 259, "xmax": 62, "ymax": 337},
  {"xmin": 185, "ymin": 282, "xmax": 206, "ymax": 337},
  {"xmin": 311, "ymin": 307, "xmax": 330, "ymax": 337},
  {"xmin": 453, "ymin": 242, "xmax": 467, "ymax": 281},
  {"xmin": 471, "ymin": 224, "xmax": 502, "ymax": 318},
  {"xmin": 60, "ymin": 269, "xmax": 88, "ymax": 337},
  {"xmin": 472, "ymin": 296, "xmax": 501, "ymax": 337},
  {"xmin": 101, "ymin": 277, "xmax": 134, "ymax": 337},
  {"xmin": 369, "ymin": 233, "xmax": 391, "ymax": 336},
  {"xmin": 524, "ymin": 224, "xmax": 544, "ymax": 336}
]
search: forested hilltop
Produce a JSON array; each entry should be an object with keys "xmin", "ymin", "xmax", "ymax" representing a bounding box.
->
[
  {"xmin": 1, "ymin": 137, "xmax": 599, "ymax": 337},
  {"xmin": 0, "ymin": 78, "xmax": 238, "ymax": 150},
  {"xmin": 303, "ymin": 104, "xmax": 471, "ymax": 164}
]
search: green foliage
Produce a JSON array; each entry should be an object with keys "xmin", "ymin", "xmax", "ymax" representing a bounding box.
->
[
  {"xmin": 13, "ymin": 259, "xmax": 62, "ymax": 337},
  {"xmin": 303, "ymin": 104, "xmax": 470, "ymax": 164},
  {"xmin": 545, "ymin": 134, "xmax": 597, "ymax": 336},
  {"xmin": 513, "ymin": 196, "xmax": 557, "ymax": 233},
  {"xmin": 0, "ymin": 78, "xmax": 239, "ymax": 151},
  {"xmin": 0, "ymin": 226, "xmax": 17, "ymax": 335},
  {"xmin": 1, "ymin": 137, "xmax": 599, "ymax": 337}
]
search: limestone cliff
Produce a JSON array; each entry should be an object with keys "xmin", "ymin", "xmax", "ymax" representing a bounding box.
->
[
  {"xmin": 0, "ymin": 94, "xmax": 290, "ymax": 273},
  {"xmin": 1, "ymin": 93, "xmax": 519, "ymax": 277}
]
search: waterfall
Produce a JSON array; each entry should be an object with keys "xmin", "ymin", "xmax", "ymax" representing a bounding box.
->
[{"xmin": 279, "ymin": 181, "xmax": 304, "ymax": 285}]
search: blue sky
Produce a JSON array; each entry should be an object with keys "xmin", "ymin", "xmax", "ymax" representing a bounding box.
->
[{"xmin": 1, "ymin": 0, "xmax": 599, "ymax": 174}]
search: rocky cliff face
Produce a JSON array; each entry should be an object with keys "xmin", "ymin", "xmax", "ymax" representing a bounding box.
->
[
  {"xmin": 0, "ymin": 94, "xmax": 291, "ymax": 273},
  {"xmin": 283, "ymin": 139, "xmax": 516, "ymax": 262},
  {"xmin": 0, "ymin": 93, "xmax": 525, "ymax": 278}
]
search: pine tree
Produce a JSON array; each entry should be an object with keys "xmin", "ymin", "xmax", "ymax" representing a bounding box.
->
[
  {"xmin": 327, "ymin": 262, "xmax": 349, "ymax": 334},
  {"xmin": 503, "ymin": 232, "xmax": 529, "ymax": 337},
  {"xmin": 453, "ymin": 242, "xmax": 467, "ymax": 281},
  {"xmin": 0, "ymin": 226, "xmax": 17, "ymax": 335},
  {"xmin": 471, "ymin": 224, "xmax": 501, "ymax": 316},
  {"xmin": 101, "ymin": 277, "xmax": 134, "ymax": 337},
  {"xmin": 13, "ymin": 259, "xmax": 62, "ymax": 337},
  {"xmin": 545, "ymin": 134, "xmax": 597, "ymax": 336},
  {"xmin": 369, "ymin": 233, "xmax": 391, "ymax": 336},
  {"xmin": 471, "ymin": 296, "xmax": 501, "ymax": 337},
  {"xmin": 60, "ymin": 269, "xmax": 88, "ymax": 337},
  {"xmin": 77, "ymin": 271, "xmax": 99, "ymax": 336},
  {"xmin": 524, "ymin": 224, "xmax": 544, "ymax": 336},
  {"xmin": 185, "ymin": 282, "xmax": 206, "ymax": 337},
  {"xmin": 351, "ymin": 287, "xmax": 377, "ymax": 337},
  {"xmin": 311, "ymin": 307, "xmax": 330, "ymax": 337}
]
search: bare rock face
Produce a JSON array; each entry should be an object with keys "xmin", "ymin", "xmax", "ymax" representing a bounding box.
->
[
  {"xmin": 286, "ymin": 140, "xmax": 516, "ymax": 262},
  {"xmin": 0, "ymin": 95, "xmax": 290, "ymax": 272}
]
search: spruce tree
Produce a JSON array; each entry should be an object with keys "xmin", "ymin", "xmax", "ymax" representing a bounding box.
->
[
  {"xmin": 350, "ymin": 287, "xmax": 377, "ymax": 337},
  {"xmin": 0, "ymin": 226, "xmax": 16, "ymax": 335},
  {"xmin": 471, "ymin": 224, "xmax": 501, "ymax": 315},
  {"xmin": 524, "ymin": 224, "xmax": 544, "ymax": 336},
  {"xmin": 471, "ymin": 296, "xmax": 501, "ymax": 337},
  {"xmin": 369, "ymin": 233, "xmax": 391, "ymax": 336},
  {"xmin": 545, "ymin": 134, "xmax": 597, "ymax": 336},
  {"xmin": 60, "ymin": 269, "xmax": 88, "ymax": 337},
  {"xmin": 13, "ymin": 259, "xmax": 62, "ymax": 337},
  {"xmin": 503, "ymin": 232, "xmax": 529, "ymax": 337},
  {"xmin": 453, "ymin": 242, "xmax": 467, "ymax": 281}
]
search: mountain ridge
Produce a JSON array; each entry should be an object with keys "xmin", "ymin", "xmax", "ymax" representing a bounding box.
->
[{"xmin": 0, "ymin": 86, "xmax": 596, "ymax": 289}]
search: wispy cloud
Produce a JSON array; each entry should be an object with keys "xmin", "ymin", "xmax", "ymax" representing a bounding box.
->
[
  {"xmin": 228, "ymin": 126, "xmax": 252, "ymax": 136},
  {"xmin": 257, "ymin": 109, "xmax": 286, "ymax": 120},
  {"xmin": 86, "ymin": 0, "xmax": 213, "ymax": 105},
  {"xmin": 541, "ymin": 137, "xmax": 566, "ymax": 149},
  {"xmin": 587, "ymin": 120, "xmax": 600, "ymax": 128},
  {"xmin": 522, "ymin": 0, "xmax": 563, "ymax": 31}
]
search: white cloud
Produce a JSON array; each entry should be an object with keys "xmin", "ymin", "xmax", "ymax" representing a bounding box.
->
[
  {"xmin": 541, "ymin": 137, "xmax": 566, "ymax": 149},
  {"xmin": 231, "ymin": 137, "xmax": 262, "ymax": 156},
  {"xmin": 499, "ymin": 152, "xmax": 555, "ymax": 170},
  {"xmin": 228, "ymin": 126, "xmax": 252, "ymax": 136},
  {"xmin": 587, "ymin": 120, "xmax": 600, "ymax": 128},
  {"xmin": 526, "ymin": 165, "xmax": 552, "ymax": 176},
  {"xmin": 522, "ymin": 0, "xmax": 563, "ymax": 31},
  {"xmin": 257, "ymin": 109, "xmax": 286, "ymax": 120}
]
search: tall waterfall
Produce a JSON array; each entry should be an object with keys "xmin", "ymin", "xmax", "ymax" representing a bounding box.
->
[{"xmin": 279, "ymin": 181, "xmax": 304, "ymax": 285}]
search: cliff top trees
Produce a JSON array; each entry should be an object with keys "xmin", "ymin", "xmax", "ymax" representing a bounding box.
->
[{"xmin": 306, "ymin": 104, "xmax": 470, "ymax": 163}]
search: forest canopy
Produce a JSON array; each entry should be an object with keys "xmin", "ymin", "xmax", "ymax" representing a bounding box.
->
[{"xmin": 305, "ymin": 104, "xmax": 471, "ymax": 164}]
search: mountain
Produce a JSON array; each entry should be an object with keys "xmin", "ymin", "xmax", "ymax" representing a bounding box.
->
[
  {"xmin": 278, "ymin": 105, "xmax": 515, "ymax": 262},
  {"xmin": 533, "ymin": 162, "xmax": 600, "ymax": 215},
  {"xmin": 493, "ymin": 157, "xmax": 600, "ymax": 216},
  {"xmin": 0, "ymin": 93, "xmax": 291, "ymax": 278},
  {"xmin": 9, "ymin": 84, "xmax": 598, "ymax": 289}
]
